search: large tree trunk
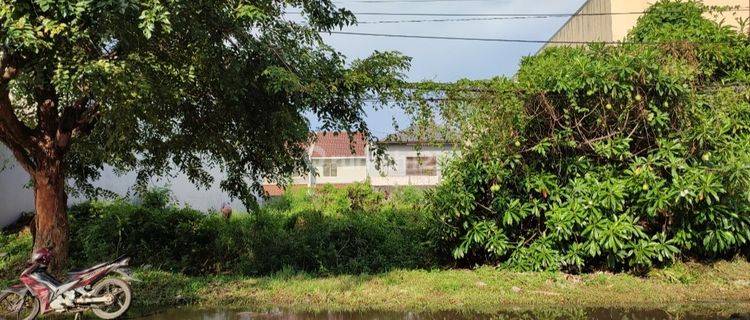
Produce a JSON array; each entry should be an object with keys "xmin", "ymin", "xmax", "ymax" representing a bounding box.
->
[{"xmin": 32, "ymin": 162, "xmax": 69, "ymax": 272}]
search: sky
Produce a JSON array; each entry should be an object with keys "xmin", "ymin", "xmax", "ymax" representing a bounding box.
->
[{"xmin": 307, "ymin": 0, "xmax": 587, "ymax": 137}]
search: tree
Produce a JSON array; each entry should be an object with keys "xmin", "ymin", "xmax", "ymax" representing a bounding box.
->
[{"xmin": 0, "ymin": 0, "xmax": 409, "ymax": 270}]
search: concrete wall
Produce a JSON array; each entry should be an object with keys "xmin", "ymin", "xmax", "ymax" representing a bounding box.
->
[
  {"xmin": 0, "ymin": 145, "xmax": 248, "ymax": 228},
  {"xmin": 0, "ymin": 146, "xmax": 34, "ymax": 227},
  {"xmin": 543, "ymin": 0, "xmax": 750, "ymax": 51}
]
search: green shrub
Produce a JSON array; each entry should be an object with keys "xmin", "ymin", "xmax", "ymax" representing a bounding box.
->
[
  {"xmin": 0, "ymin": 231, "xmax": 32, "ymax": 280},
  {"xmin": 66, "ymin": 183, "xmax": 436, "ymax": 276},
  {"xmin": 137, "ymin": 187, "xmax": 174, "ymax": 209},
  {"xmin": 425, "ymin": 1, "xmax": 750, "ymax": 272}
]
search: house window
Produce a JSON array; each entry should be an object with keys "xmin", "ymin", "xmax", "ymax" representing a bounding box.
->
[
  {"xmin": 322, "ymin": 159, "xmax": 338, "ymax": 177},
  {"xmin": 406, "ymin": 156, "xmax": 437, "ymax": 176}
]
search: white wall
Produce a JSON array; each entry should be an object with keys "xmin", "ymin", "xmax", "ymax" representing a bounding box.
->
[
  {"xmin": 0, "ymin": 145, "xmax": 249, "ymax": 228},
  {"xmin": 310, "ymin": 158, "xmax": 368, "ymax": 185},
  {"xmin": 86, "ymin": 168, "xmax": 249, "ymax": 213},
  {"xmin": 0, "ymin": 146, "xmax": 34, "ymax": 227},
  {"xmin": 369, "ymin": 144, "xmax": 454, "ymax": 187}
]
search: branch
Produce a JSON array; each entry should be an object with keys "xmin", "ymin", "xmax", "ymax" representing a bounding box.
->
[
  {"xmin": 0, "ymin": 125, "xmax": 37, "ymax": 173},
  {"xmin": 0, "ymin": 88, "xmax": 36, "ymax": 148},
  {"xmin": 1, "ymin": 53, "xmax": 20, "ymax": 84},
  {"xmin": 74, "ymin": 99, "xmax": 100, "ymax": 133},
  {"xmin": 34, "ymin": 84, "xmax": 59, "ymax": 137},
  {"xmin": 580, "ymin": 131, "xmax": 620, "ymax": 147},
  {"xmin": 57, "ymin": 97, "xmax": 100, "ymax": 149},
  {"xmin": 0, "ymin": 52, "xmax": 36, "ymax": 150}
]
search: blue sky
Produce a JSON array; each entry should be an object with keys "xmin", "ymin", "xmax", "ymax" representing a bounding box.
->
[{"xmin": 307, "ymin": 0, "xmax": 587, "ymax": 137}]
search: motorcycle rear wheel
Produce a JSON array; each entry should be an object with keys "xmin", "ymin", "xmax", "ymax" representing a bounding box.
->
[
  {"xmin": 0, "ymin": 291, "xmax": 40, "ymax": 320},
  {"xmin": 91, "ymin": 278, "xmax": 132, "ymax": 319}
]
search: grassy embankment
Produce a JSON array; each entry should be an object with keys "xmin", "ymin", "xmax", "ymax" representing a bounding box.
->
[
  {"xmin": 130, "ymin": 260, "xmax": 750, "ymax": 316},
  {"xmin": 3, "ymin": 186, "xmax": 750, "ymax": 316}
]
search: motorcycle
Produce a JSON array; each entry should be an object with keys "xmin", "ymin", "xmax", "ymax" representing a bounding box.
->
[{"xmin": 0, "ymin": 248, "xmax": 135, "ymax": 320}]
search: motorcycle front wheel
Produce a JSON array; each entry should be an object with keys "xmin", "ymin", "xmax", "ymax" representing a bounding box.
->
[
  {"xmin": 0, "ymin": 291, "xmax": 40, "ymax": 320},
  {"xmin": 91, "ymin": 278, "xmax": 132, "ymax": 319}
]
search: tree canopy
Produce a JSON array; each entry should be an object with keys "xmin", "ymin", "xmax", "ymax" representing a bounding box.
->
[{"xmin": 0, "ymin": 0, "xmax": 409, "ymax": 269}]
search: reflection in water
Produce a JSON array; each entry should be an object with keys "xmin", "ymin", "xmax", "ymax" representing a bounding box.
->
[{"xmin": 133, "ymin": 308, "xmax": 750, "ymax": 320}]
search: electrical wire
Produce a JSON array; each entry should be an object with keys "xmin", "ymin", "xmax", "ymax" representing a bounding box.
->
[
  {"xmin": 356, "ymin": 16, "xmax": 570, "ymax": 24},
  {"xmin": 335, "ymin": 0, "xmax": 496, "ymax": 3},
  {"xmin": 287, "ymin": 7, "xmax": 749, "ymax": 17},
  {"xmin": 326, "ymin": 31, "xmax": 749, "ymax": 44}
]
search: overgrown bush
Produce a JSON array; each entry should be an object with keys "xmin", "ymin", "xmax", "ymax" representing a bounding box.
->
[
  {"xmin": 425, "ymin": 0, "xmax": 750, "ymax": 272},
  {"xmin": 65, "ymin": 183, "xmax": 435, "ymax": 275},
  {"xmin": 0, "ymin": 231, "xmax": 32, "ymax": 280}
]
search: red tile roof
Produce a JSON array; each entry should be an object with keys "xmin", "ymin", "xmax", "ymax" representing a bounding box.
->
[{"xmin": 310, "ymin": 132, "xmax": 366, "ymax": 158}]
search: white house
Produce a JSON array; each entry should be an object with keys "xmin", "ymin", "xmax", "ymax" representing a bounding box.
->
[
  {"xmin": 369, "ymin": 129, "xmax": 452, "ymax": 190},
  {"xmin": 263, "ymin": 129, "xmax": 454, "ymax": 196}
]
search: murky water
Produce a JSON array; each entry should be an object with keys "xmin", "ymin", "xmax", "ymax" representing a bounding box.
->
[{"xmin": 132, "ymin": 308, "xmax": 750, "ymax": 320}]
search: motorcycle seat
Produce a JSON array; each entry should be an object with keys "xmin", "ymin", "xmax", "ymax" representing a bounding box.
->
[
  {"xmin": 67, "ymin": 262, "xmax": 107, "ymax": 278},
  {"xmin": 66, "ymin": 255, "xmax": 127, "ymax": 280}
]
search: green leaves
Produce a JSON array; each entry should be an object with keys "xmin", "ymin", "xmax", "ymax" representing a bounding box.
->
[
  {"xmin": 591, "ymin": 137, "xmax": 633, "ymax": 160},
  {"xmin": 452, "ymin": 221, "xmax": 508, "ymax": 259},
  {"xmin": 425, "ymin": 0, "xmax": 750, "ymax": 272},
  {"xmin": 505, "ymin": 236, "xmax": 562, "ymax": 271},
  {"xmin": 501, "ymin": 199, "xmax": 531, "ymax": 226},
  {"xmin": 138, "ymin": 0, "xmax": 171, "ymax": 39},
  {"xmin": 235, "ymin": 4, "xmax": 266, "ymax": 22},
  {"xmin": 702, "ymin": 229, "xmax": 736, "ymax": 253},
  {"xmin": 627, "ymin": 234, "xmax": 680, "ymax": 269},
  {"xmin": 584, "ymin": 214, "xmax": 646, "ymax": 259}
]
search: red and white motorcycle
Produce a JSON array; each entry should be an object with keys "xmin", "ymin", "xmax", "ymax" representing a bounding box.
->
[{"xmin": 0, "ymin": 248, "xmax": 135, "ymax": 320}]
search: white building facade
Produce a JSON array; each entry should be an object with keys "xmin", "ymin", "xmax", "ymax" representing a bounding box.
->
[
  {"xmin": 263, "ymin": 131, "xmax": 454, "ymax": 196},
  {"xmin": 368, "ymin": 143, "xmax": 452, "ymax": 189}
]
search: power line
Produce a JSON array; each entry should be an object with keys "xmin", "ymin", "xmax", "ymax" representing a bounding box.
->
[
  {"xmin": 357, "ymin": 16, "xmax": 570, "ymax": 24},
  {"xmin": 335, "ymin": 0, "xmax": 493, "ymax": 2},
  {"xmin": 326, "ymin": 31, "xmax": 581, "ymax": 43},
  {"xmin": 355, "ymin": 7, "xmax": 748, "ymax": 24},
  {"xmin": 326, "ymin": 31, "xmax": 750, "ymax": 44},
  {"xmin": 288, "ymin": 8, "xmax": 749, "ymax": 17},
  {"xmin": 293, "ymin": 11, "xmax": 646, "ymax": 17}
]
